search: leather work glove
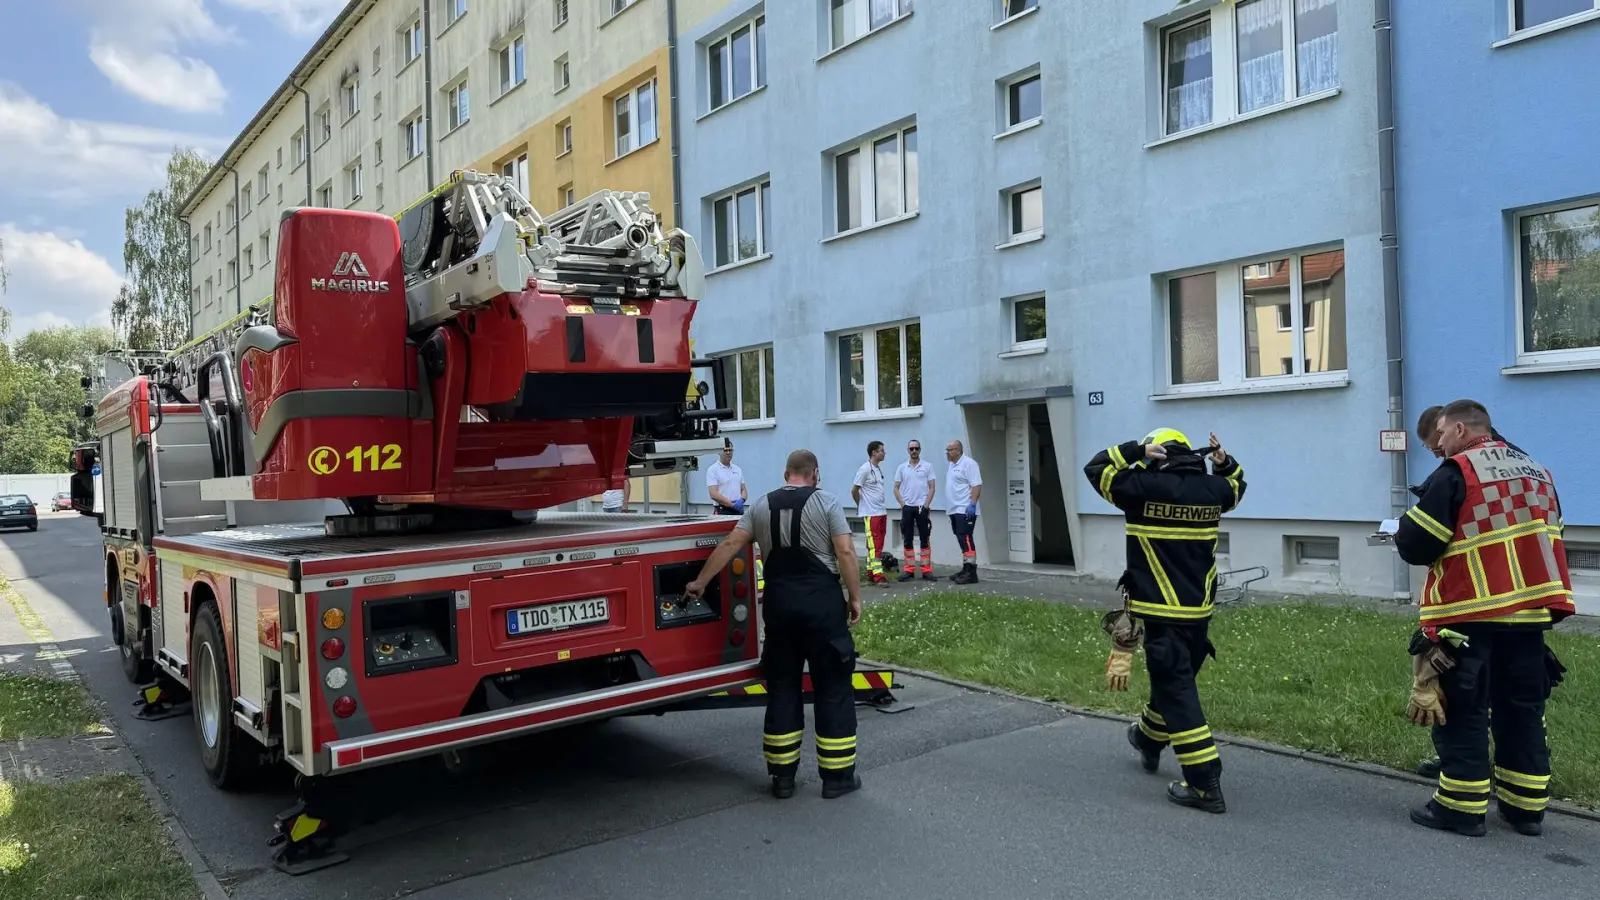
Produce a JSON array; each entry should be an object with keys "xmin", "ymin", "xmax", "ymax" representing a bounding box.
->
[
  {"xmin": 1106, "ymin": 649, "xmax": 1134, "ymax": 692},
  {"xmin": 1100, "ymin": 608, "xmax": 1143, "ymax": 693},
  {"xmin": 1406, "ymin": 653, "xmax": 1447, "ymax": 727}
]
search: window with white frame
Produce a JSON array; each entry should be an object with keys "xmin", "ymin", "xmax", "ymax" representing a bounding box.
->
[
  {"xmin": 834, "ymin": 320, "xmax": 922, "ymax": 415},
  {"xmin": 204, "ymin": 277, "xmax": 213, "ymax": 306},
  {"xmin": 346, "ymin": 162, "xmax": 363, "ymax": 202},
  {"xmin": 317, "ymin": 105, "xmax": 332, "ymax": 143},
  {"xmin": 711, "ymin": 180, "xmax": 771, "ymax": 268},
  {"xmin": 558, "ymin": 119, "xmax": 572, "ymax": 155},
  {"xmin": 1008, "ymin": 294, "xmax": 1047, "ymax": 350},
  {"xmin": 241, "ymin": 184, "xmax": 253, "ymax": 215},
  {"xmin": 447, "ymin": 79, "xmax": 470, "ymax": 130},
  {"xmin": 342, "ymin": 78, "xmax": 360, "ymax": 119},
  {"xmin": 227, "ymin": 259, "xmax": 237, "ymax": 286},
  {"xmin": 373, "ymin": 45, "xmax": 381, "ymax": 73},
  {"xmin": 373, "ymin": 91, "xmax": 382, "ymax": 119},
  {"xmin": 374, "ymin": 138, "xmax": 383, "ymax": 165},
  {"xmin": 260, "ymin": 234, "xmax": 270, "ymax": 263},
  {"xmin": 1163, "ymin": 244, "xmax": 1348, "ymax": 391},
  {"xmin": 724, "ymin": 345, "xmax": 777, "ymax": 422},
  {"xmin": 243, "ymin": 244, "xmax": 254, "ymax": 276},
  {"xmin": 291, "ymin": 129, "xmax": 306, "ymax": 165},
  {"xmin": 317, "ymin": 182, "xmax": 333, "ymax": 208},
  {"xmin": 277, "ymin": 146, "xmax": 283, "ymax": 168},
  {"xmin": 203, "ymin": 223, "xmax": 212, "ymax": 251},
  {"xmin": 560, "ymin": 184, "xmax": 575, "ymax": 207},
  {"xmin": 225, "ymin": 199, "xmax": 236, "ymax": 227},
  {"xmin": 445, "ymin": 0, "xmax": 467, "ymax": 25},
  {"xmin": 501, "ymin": 153, "xmax": 529, "ymax": 198},
  {"xmin": 376, "ymin": 183, "xmax": 384, "ymax": 208},
  {"xmin": 1161, "ymin": 0, "xmax": 1338, "ymax": 137},
  {"xmin": 257, "ymin": 167, "xmax": 268, "ymax": 199},
  {"xmin": 1003, "ymin": 71, "xmax": 1041, "ymax": 130},
  {"xmin": 1004, "ymin": 182, "xmax": 1042, "ymax": 241},
  {"xmin": 1516, "ymin": 199, "xmax": 1600, "ymax": 362},
  {"xmin": 499, "ymin": 35, "xmax": 526, "ymax": 94},
  {"xmin": 612, "ymin": 0, "xmax": 639, "ymax": 16},
  {"xmin": 613, "ymin": 79, "xmax": 657, "ymax": 158},
  {"xmin": 554, "ymin": 54, "xmax": 571, "ymax": 92},
  {"xmin": 998, "ymin": 0, "xmax": 1037, "ymax": 23},
  {"xmin": 403, "ymin": 114, "xmax": 426, "ymax": 159},
  {"xmin": 830, "ymin": 0, "xmax": 913, "ymax": 52},
  {"xmin": 1514, "ymin": 0, "xmax": 1598, "ymax": 31},
  {"xmin": 707, "ymin": 15, "xmax": 766, "ymax": 112},
  {"xmin": 553, "ymin": 0, "xmax": 568, "ymax": 28},
  {"xmin": 401, "ymin": 19, "xmax": 423, "ymax": 65},
  {"xmin": 832, "ymin": 122, "xmax": 918, "ymax": 234},
  {"xmin": 277, "ymin": 183, "xmax": 283, "ymax": 202}
]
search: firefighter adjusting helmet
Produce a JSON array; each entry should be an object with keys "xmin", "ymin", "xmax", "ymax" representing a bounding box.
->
[{"xmin": 1137, "ymin": 427, "xmax": 1193, "ymax": 468}]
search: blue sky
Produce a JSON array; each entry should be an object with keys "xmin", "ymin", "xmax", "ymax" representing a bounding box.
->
[{"xmin": 0, "ymin": 0, "xmax": 346, "ymax": 338}]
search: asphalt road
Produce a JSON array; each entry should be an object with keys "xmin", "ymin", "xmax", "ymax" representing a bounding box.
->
[{"xmin": 4, "ymin": 514, "xmax": 1599, "ymax": 900}]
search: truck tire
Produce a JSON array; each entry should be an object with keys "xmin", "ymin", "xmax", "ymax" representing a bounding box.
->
[
  {"xmin": 109, "ymin": 563, "xmax": 152, "ymax": 684},
  {"xmin": 191, "ymin": 601, "xmax": 259, "ymax": 790}
]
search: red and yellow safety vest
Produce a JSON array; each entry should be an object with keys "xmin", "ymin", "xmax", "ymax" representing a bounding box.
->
[{"xmin": 1418, "ymin": 440, "xmax": 1574, "ymax": 626}]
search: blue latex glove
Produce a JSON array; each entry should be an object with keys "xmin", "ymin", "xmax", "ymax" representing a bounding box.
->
[
  {"xmin": 732, "ymin": 498, "xmax": 746, "ymax": 513},
  {"xmin": 966, "ymin": 504, "xmax": 977, "ymax": 517}
]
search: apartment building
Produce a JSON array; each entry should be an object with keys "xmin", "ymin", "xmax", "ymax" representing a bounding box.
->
[
  {"xmin": 675, "ymin": 0, "xmax": 1404, "ymax": 596},
  {"xmin": 181, "ymin": 0, "xmax": 723, "ymax": 508},
  {"xmin": 1393, "ymin": 0, "xmax": 1600, "ymax": 613}
]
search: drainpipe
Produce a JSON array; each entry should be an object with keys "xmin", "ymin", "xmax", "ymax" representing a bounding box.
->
[
  {"xmin": 1375, "ymin": 0, "xmax": 1409, "ymax": 601},
  {"xmin": 231, "ymin": 167, "xmax": 242, "ymax": 315},
  {"xmin": 422, "ymin": 0, "xmax": 436, "ymax": 188},
  {"xmin": 182, "ymin": 218, "xmax": 194, "ymax": 343},
  {"xmin": 667, "ymin": 0, "xmax": 690, "ymax": 513},
  {"xmin": 295, "ymin": 83, "xmax": 313, "ymax": 204}
]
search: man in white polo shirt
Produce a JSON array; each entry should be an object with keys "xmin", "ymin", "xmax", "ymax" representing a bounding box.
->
[
  {"xmin": 706, "ymin": 438, "xmax": 747, "ymax": 516},
  {"xmin": 852, "ymin": 440, "xmax": 891, "ymax": 588},
  {"xmin": 894, "ymin": 439, "xmax": 937, "ymax": 582},
  {"xmin": 945, "ymin": 439, "xmax": 983, "ymax": 585}
]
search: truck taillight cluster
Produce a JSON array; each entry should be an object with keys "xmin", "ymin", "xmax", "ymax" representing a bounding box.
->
[{"xmin": 320, "ymin": 603, "xmax": 356, "ymax": 714}]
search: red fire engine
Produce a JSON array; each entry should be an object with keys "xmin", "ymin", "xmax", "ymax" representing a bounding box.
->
[{"xmin": 81, "ymin": 173, "xmax": 899, "ymax": 874}]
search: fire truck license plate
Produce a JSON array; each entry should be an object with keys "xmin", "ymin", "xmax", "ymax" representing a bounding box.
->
[{"xmin": 506, "ymin": 598, "xmax": 610, "ymax": 636}]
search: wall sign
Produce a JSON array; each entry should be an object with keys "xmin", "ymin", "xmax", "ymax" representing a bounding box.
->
[
  {"xmin": 1087, "ymin": 392, "xmax": 1104, "ymax": 406},
  {"xmin": 1380, "ymin": 430, "xmax": 1407, "ymax": 452}
]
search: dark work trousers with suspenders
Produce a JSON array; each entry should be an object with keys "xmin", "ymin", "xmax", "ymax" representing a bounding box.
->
[{"xmin": 758, "ymin": 486, "xmax": 859, "ymax": 785}]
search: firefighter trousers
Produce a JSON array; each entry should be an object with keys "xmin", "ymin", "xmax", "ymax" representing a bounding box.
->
[
  {"xmin": 1429, "ymin": 625, "xmax": 1553, "ymax": 826},
  {"xmin": 760, "ymin": 598, "xmax": 858, "ymax": 783},
  {"xmin": 1131, "ymin": 618, "xmax": 1221, "ymax": 784}
]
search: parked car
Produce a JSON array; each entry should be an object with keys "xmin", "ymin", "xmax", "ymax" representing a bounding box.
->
[
  {"xmin": 52, "ymin": 492, "xmax": 73, "ymax": 511},
  {"xmin": 0, "ymin": 495, "xmax": 38, "ymax": 532}
]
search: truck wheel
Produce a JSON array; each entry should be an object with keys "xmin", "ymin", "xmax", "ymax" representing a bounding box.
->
[
  {"xmin": 191, "ymin": 602, "xmax": 259, "ymax": 790},
  {"xmin": 113, "ymin": 604, "xmax": 154, "ymax": 685}
]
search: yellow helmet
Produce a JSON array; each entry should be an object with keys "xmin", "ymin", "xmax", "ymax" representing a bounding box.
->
[{"xmin": 1142, "ymin": 427, "xmax": 1191, "ymax": 448}]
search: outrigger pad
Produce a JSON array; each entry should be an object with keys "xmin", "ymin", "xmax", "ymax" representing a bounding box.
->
[
  {"xmin": 132, "ymin": 682, "xmax": 191, "ymax": 722},
  {"xmin": 268, "ymin": 805, "xmax": 349, "ymax": 876}
]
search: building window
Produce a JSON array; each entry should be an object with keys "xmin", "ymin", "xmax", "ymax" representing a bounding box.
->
[
  {"xmin": 553, "ymin": 0, "xmax": 568, "ymax": 29},
  {"xmin": 343, "ymin": 78, "xmax": 360, "ymax": 119},
  {"xmin": 260, "ymin": 234, "xmax": 270, "ymax": 263},
  {"xmin": 373, "ymin": 45, "xmax": 381, "ymax": 73},
  {"xmin": 558, "ymin": 119, "xmax": 572, "ymax": 155},
  {"xmin": 317, "ymin": 105, "xmax": 332, "ymax": 144},
  {"xmin": 1515, "ymin": 0, "xmax": 1598, "ymax": 31},
  {"xmin": 446, "ymin": 0, "xmax": 467, "ymax": 25},
  {"xmin": 834, "ymin": 320, "xmax": 922, "ymax": 416},
  {"xmin": 277, "ymin": 183, "xmax": 283, "ymax": 202},
  {"xmin": 499, "ymin": 36, "xmax": 526, "ymax": 94},
  {"xmin": 1163, "ymin": 245, "xmax": 1348, "ymax": 391},
  {"xmin": 225, "ymin": 199, "xmax": 236, "ymax": 227},
  {"xmin": 204, "ymin": 278, "xmax": 213, "ymax": 306},
  {"xmin": 1162, "ymin": 0, "xmax": 1338, "ymax": 137},
  {"xmin": 257, "ymin": 167, "xmax": 269, "ymax": 199},
  {"xmin": 291, "ymin": 129, "xmax": 306, "ymax": 165},
  {"xmin": 1008, "ymin": 294, "xmax": 1047, "ymax": 350},
  {"xmin": 1004, "ymin": 182, "xmax": 1043, "ymax": 241},
  {"xmin": 447, "ymin": 79, "xmax": 470, "ymax": 130},
  {"xmin": 830, "ymin": 0, "xmax": 913, "ymax": 52},
  {"xmin": 227, "ymin": 260, "xmax": 237, "ymax": 287},
  {"xmin": 277, "ymin": 146, "xmax": 283, "ymax": 168},
  {"xmin": 373, "ymin": 91, "xmax": 382, "ymax": 119},
  {"xmin": 999, "ymin": 0, "xmax": 1037, "ymax": 22},
  {"xmin": 554, "ymin": 54, "xmax": 570, "ymax": 92},
  {"xmin": 1517, "ymin": 199, "xmax": 1600, "ymax": 363},
  {"xmin": 240, "ymin": 184, "xmax": 253, "ymax": 216},
  {"xmin": 707, "ymin": 15, "xmax": 766, "ymax": 112},
  {"xmin": 346, "ymin": 162, "xmax": 363, "ymax": 201},
  {"xmin": 558, "ymin": 183, "xmax": 575, "ymax": 208},
  {"xmin": 614, "ymin": 79, "xmax": 657, "ymax": 158},
  {"xmin": 404, "ymin": 114, "xmax": 426, "ymax": 160},
  {"xmin": 611, "ymin": 0, "xmax": 639, "ymax": 16},
  {"xmin": 501, "ymin": 153, "xmax": 529, "ymax": 198},
  {"xmin": 1004, "ymin": 71, "xmax": 1042, "ymax": 130},
  {"xmin": 1290, "ymin": 536, "xmax": 1340, "ymax": 568},
  {"xmin": 711, "ymin": 180, "xmax": 770, "ymax": 268},
  {"xmin": 203, "ymin": 223, "xmax": 212, "ymax": 251},
  {"xmin": 832, "ymin": 123, "xmax": 917, "ymax": 235},
  {"xmin": 401, "ymin": 19, "xmax": 423, "ymax": 65},
  {"xmin": 374, "ymin": 138, "xmax": 383, "ymax": 165},
  {"xmin": 243, "ymin": 244, "xmax": 254, "ymax": 276},
  {"xmin": 724, "ymin": 346, "xmax": 777, "ymax": 423},
  {"xmin": 317, "ymin": 182, "xmax": 333, "ymax": 207}
]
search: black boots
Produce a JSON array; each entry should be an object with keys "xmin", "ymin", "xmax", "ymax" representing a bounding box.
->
[
  {"xmin": 1498, "ymin": 807, "xmax": 1543, "ymax": 837},
  {"xmin": 1167, "ymin": 779, "xmax": 1227, "ymax": 814},
  {"xmin": 951, "ymin": 563, "xmax": 978, "ymax": 585},
  {"xmin": 771, "ymin": 776, "xmax": 795, "ymax": 799},
  {"xmin": 1409, "ymin": 801, "xmax": 1486, "ymax": 837},
  {"xmin": 1416, "ymin": 757, "xmax": 1442, "ymax": 778},
  {"xmin": 822, "ymin": 773, "xmax": 862, "ymax": 799},
  {"xmin": 1127, "ymin": 723, "xmax": 1160, "ymax": 773}
]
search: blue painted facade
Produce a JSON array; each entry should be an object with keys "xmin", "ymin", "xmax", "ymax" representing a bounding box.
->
[
  {"xmin": 675, "ymin": 0, "xmax": 1401, "ymax": 595},
  {"xmin": 1393, "ymin": 3, "xmax": 1600, "ymax": 532}
]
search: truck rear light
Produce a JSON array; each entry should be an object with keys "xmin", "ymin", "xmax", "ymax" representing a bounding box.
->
[
  {"xmin": 332, "ymin": 696, "xmax": 357, "ymax": 718},
  {"xmin": 730, "ymin": 557, "xmax": 746, "ymax": 576},
  {"xmin": 732, "ymin": 580, "xmax": 748, "ymax": 599},
  {"xmin": 729, "ymin": 628, "xmax": 745, "ymax": 646},
  {"xmin": 322, "ymin": 608, "xmax": 346, "ymax": 630},
  {"xmin": 732, "ymin": 603, "xmax": 748, "ymax": 623},
  {"xmin": 325, "ymin": 666, "xmax": 349, "ymax": 690},
  {"xmin": 321, "ymin": 637, "xmax": 345, "ymax": 660}
]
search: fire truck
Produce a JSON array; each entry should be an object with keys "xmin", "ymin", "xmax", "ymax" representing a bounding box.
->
[{"xmin": 83, "ymin": 172, "xmax": 899, "ymax": 874}]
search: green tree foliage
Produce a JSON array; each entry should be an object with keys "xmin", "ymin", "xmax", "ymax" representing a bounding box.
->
[
  {"xmin": 114, "ymin": 147, "xmax": 210, "ymax": 350},
  {"xmin": 0, "ymin": 325, "xmax": 117, "ymax": 474},
  {"xmin": 1, "ymin": 230, "xmax": 11, "ymax": 337}
]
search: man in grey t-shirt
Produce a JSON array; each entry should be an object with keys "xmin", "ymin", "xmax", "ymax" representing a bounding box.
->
[{"xmin": 686, "ymin": 449, "xmax": 864, "ymax": 800}]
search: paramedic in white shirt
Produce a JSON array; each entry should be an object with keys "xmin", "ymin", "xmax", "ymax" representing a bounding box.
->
[
  {"xmin": 706, "ymin": 438, "xmax": 747, "ymax": 516},
  {"xmin": 851, "ymin": 440, "xmax": 891, "ymax": 587},
  {"xmin": 602, "ymin": 482, "xmax": 626, "ymax": 513},
  {"xmin": 945, "ymin": 440, "xmax": 983, "ymax": 585},
  {"xmin": 893, "ymin": 440, "xmax": 937, "ymax": 582}
]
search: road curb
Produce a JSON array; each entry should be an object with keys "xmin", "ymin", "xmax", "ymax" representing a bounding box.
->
[
  {"xmin": 0, "ymin": 573, "xmax": 231, "ymax": 900},
  {"xmin": 863, "ymin": 655, "xmax": 1600, "ymax": 825}
]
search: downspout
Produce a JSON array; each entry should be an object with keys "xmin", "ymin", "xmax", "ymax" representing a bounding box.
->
[
  {"xmin": 295, "ymin": 83, "xmax": 313, "ymax": 204},
  {"xmin": 182, "ymin": 218, "xmax": 194, "ymax": 343},
  {"xmin": 422, "ymin": 0, "xmax": 436, "ymax": 188},
  {"xmin": 1375, "ymin": 0, "xmax": 1409, "ymax": 600},
  {"xmin": 667, "ymin": 0, "xmax": 689, "ymax": 514},
  {"xmin": 230, "ymin": 168, "xmax": 242, "ymax": 316}
]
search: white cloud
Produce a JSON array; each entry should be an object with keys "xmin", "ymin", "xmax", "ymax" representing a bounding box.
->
[
  {"xmin": 0, "ymin": 224, "xmax": 125, "ymax": 338},
  {"xmin": 219, "ymin": 0, "xmax": 346, "ymax": 36},
  {"xmin": 82, "ymin": 0, "xmax": 232, "ymax": 114},
  {"xmin": 0, "ymin": 83, "xmax": 224, "ymax": 207}
]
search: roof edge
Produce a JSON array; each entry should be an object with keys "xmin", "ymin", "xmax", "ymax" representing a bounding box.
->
[{"xmin": 180, "ymin": 0, "xmax": 373, "ymax": 218}]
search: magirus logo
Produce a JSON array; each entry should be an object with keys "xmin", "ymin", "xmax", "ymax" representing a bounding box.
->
[{"xmin": 312, "ymin": 252, "xmax": 390, "ymax": 292}]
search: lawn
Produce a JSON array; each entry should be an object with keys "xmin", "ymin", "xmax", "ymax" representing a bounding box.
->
[
  {"xmin": 0, "ymin": 674, "xmax": 105, "ymax": 740},
  {"xmin": 855, "ymin": 594, "xmax": 1600, "ymax": 808}
]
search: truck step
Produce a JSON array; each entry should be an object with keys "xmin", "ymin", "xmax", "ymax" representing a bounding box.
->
[
  {"xmin": 161, "ymin": 480, "xmax": 203, "ymax": 488},
  {"xmin": 166, "ymin": 514, "xmax": 228, "ymax": 524},
  {"xmin": 159, "ymin": 443, "xmax": 212, "ymax": 451}
]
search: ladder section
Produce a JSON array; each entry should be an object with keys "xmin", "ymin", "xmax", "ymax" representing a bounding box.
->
[{"xmin": 154, "ymin": 413, "xmax": 231, "ymax": 537}]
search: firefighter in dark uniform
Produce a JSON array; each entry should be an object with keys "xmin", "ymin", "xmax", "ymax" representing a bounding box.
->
[
  {"xmin": 1085, "ymin": 427, "xmax": 1245, "ymax": 813},
  {"xmin": 685, "ymin": 449, "xmax": 865, "ymax": 800},
  {"xmin": 1394, "ymin": 399, "xmax": 1573, "ymax": 837}
]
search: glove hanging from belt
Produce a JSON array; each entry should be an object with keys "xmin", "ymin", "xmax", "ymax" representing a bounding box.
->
[
  {"xmin": 1404, "ymin": 627, "xmax": 1456, "ymax": 727},
  {"xmin": 1101, "ymin": 604, "xmax": 1143, "ymax": 693}
]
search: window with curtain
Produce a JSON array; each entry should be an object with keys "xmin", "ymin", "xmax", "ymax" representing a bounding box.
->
[{"xmin": 1164, "ymin": 18, "xmax": 1213, "ymax": 135}]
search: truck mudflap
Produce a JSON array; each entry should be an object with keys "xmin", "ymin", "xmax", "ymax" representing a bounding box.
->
[{"xmin": 658, "ymin": 669, "xmax": 910, "ymax": 714}]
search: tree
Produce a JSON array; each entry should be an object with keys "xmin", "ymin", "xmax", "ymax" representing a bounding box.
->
[
  {"xmin": 0, "ymin": 324, "xmax": 116, "ymax": 473},
  {"xmin": 1, "ymin": 230, "xmax": 10, "ymax": 337},
  {"xmin": 114, "ymin": 147, "xmax": 210, "ymax": 350}
]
